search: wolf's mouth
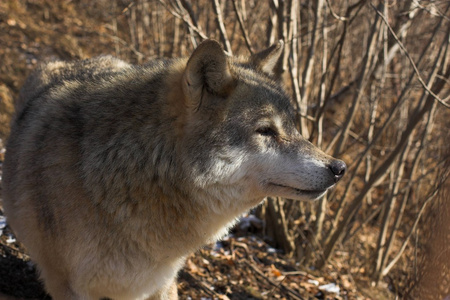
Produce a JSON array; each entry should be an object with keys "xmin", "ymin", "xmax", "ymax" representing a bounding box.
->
[{"xmin": 269, "ymin": 183, "xmax": 330, "ymax": 196}]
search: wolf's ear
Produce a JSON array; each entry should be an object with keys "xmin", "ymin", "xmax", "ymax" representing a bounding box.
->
[
  {"xmin": 183, "ymin": 40, "xmax": 234, "ymax": 107},
  {"xmin": 250, "ymin": 40, "xmax": 284, "ymax": 76}
]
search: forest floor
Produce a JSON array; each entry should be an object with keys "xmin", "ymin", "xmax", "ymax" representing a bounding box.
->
[{"xmin": 1, "ymin": 211, "xmax": 392, "ymax": 300}]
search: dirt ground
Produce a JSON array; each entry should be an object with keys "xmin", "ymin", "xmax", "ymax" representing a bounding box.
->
[{"xmin": 1, "ymin": 218, "xmax": 392, "ymax": 300}]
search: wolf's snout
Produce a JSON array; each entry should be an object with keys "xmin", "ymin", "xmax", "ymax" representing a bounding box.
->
[{"xmin": 329, "ymin": 160, "xmax": 347, "ymax": 183}]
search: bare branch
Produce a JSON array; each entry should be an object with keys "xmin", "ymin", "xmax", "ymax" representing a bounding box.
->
[
  {"xmin": 318, "ymin": 39, "xmax": 450, "ymax": 269},
  {"xmin": 382, "ymin": 175, "xmax": 448, "ymax": 277},
  {"xmin": 325, "ymin": 0, "xmax": 348, "ymax": 21},
  {"xmin": 212, "ymin": 0, "xmax": 232, "ymax": 55},
  {"xmin": 370, "ymin": 2, "xmax": 450, "ymax": 109},
  {"xmin": 330, "ymin": 12, "xmax": 448, "ymax": 228},
  {"xmin": 300, "ymin": 0, "xmax": 325, "ymax": 139},
  {"xmin": 231, "ymin": 0, "xmax": 254, "ymax": 54},
  {"xmin": 159, "ymin": 0, "xmax": 208, "ymax": 44},
  {"xmin": 244, "ymin": 260, "xmax": 304, "ymax": 300},
  {"xmin": 333, "ymin": 9, "xmax": 382, "ymax": 156}
]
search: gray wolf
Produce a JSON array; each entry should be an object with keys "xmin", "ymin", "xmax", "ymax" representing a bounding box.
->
[{"xmin": 2, "ymin": 40, "xmax": 346, "ymax": 299}]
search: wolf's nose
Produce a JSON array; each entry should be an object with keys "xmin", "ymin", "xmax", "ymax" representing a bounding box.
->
[{"xmin": 329, "ymin": 160, "xmax": 346, "ymax": 183}]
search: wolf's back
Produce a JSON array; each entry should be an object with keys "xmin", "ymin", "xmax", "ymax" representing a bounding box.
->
[{"xmin": 15, "ymin": 56, "xmax": 131, "ymax": 116}]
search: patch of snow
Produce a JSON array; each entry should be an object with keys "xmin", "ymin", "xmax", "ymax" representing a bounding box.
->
[
  {"xmin": 6, "ymin": 234, "xmax": 16, "ymax": 244},
  {"xmin": 308, "ymin": 279, "xmax": 319, "ymax": 286},
  {"xmin": 0, "ymin": 215, "xmax": 6, "ymax": 236},
  {"xmin": 319, "ymin": 283, "xmax": 340, "ymax": 295}
]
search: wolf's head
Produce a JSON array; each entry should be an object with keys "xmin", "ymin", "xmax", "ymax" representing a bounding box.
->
[{"xmin": 179, "ymin": 40, "xmax": 346, "ymax": 204}]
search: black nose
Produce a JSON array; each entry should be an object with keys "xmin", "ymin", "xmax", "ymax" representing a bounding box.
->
[{"xmin": 329, "ymin": 160, "xmax": 347, "ymax": 183}]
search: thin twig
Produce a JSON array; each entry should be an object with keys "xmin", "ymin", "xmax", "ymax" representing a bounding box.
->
[
  {"xmin": 244, "ymin": 260, "xmax": 304, "ymax": 300},
  {"xmin": 179, "ymin": 0, "xmax": 199, "ymax": 27},
  {"xmin": 325, "ymin": 0, "xmax": 348, "ymax": 21},
  {"xmin": 176, "ymin": 0, "xmax": 201, "ymax": 47},
  {"xmin": 212, "ymin": 0, "xmax": 232, "ymax": 55},
  {"xmin": 300, "ymin": 0, "xmax": 325, "ymax": 139},
  {"xmin": 287, "ymin": 0, "xmax": 303, "ymax": 129},
  {"xmin": 311, "ymin": 1, "xmax": 366, "ymax": 142},
  {"xmin": 329, "ymin": 12, "xmax": 448, "ymax": 227},
  {"xmin": 159, "ymin": 0, "xmax": 208, "ymax": 41},
  {"xmin": 370, "ymin": 2, "xmax": 450, "ymax": 109},
  {"xmin": 333, "ymin": 8, "xmax": 382, "ymax": 156},
  {"xmin": 179, "ymin": 270, "xmax": 228, "ymax": 299},
  {"xmin": 99, "ymin": 32, "xmax": 145, "ymax": 59},
  {"xmin": 121, "ymin": 1, "xmax": 135, "ymax": 14},
  {"xmin": 320, "ymin": 50, "xmax": 450, "ymax": 268},
  {"xmin": 231, "ymin": 0, "xmax": 254, "ymax": 54},
  {"xmin": 382, "ymin": 175, "xmax": 448, "ymax": 276},
  {"xmin": 413, "ymin": 1, "xmax": 450, "ymax": 21}
]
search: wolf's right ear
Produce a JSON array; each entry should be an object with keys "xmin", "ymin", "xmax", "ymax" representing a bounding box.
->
[
  {"xmin": 183, "ymin": 40, "xmax": 234, "ymax": 108},
  {"xmin": 250, "ymin": 40, "xmax": 284, "ymax": 76}
]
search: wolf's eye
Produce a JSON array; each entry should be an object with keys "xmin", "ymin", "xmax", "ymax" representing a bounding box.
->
[{"xmin": 256, "ymin": 126, "xmax": 278, "ymax": 137}]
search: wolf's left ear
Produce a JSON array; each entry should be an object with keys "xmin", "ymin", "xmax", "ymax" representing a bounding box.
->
[
  {"xmin": 250, "ymin": 40, "xmax": 284, "ymax": 76},
  {"xmin": 183, "ymin": 40, "xmax": 234, "ymax": 107}
]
